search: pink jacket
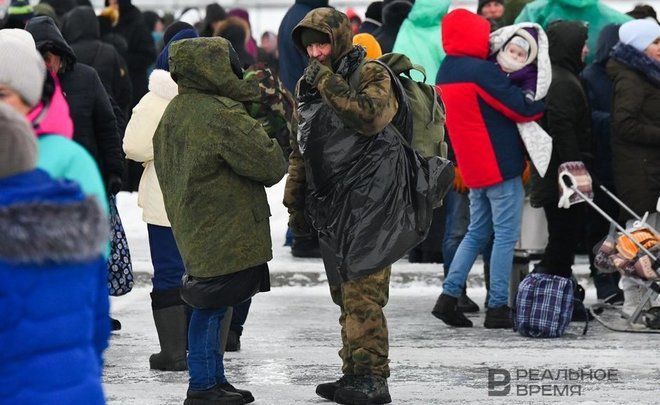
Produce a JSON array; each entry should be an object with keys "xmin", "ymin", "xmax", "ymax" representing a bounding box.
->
[{"xmin": 28, "ymin": 72, "xmax": 74, "ymax": 139}]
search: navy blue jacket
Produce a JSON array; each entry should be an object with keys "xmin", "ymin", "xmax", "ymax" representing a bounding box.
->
[{"xmin": 277, "ymin": 0, "xmax": 329, "ymax": 92}]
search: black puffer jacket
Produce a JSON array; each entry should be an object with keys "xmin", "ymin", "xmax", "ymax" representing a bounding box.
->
[
  {"xmin": 608, "ymin": 44, "xmax": 660, "ymax": 220},
  {"xmin": 373, "ymin": 0, "xmax": 413, "ymax": 53},
  {"xmin": 107, "ymin": 0, "xmax": 156, "ymax": 108},
  {"xmin": 530, "ymin": 21, "xmax": 591, "ymax": 208},
  {"xmin": 61, "ymin": 6, "xmax": 133, "ymax": 116},
  {"xmin": 26, "ymin": 16, "xmax": 123, "ymax": 183}
]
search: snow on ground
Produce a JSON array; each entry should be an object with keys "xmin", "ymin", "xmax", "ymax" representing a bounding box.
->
[{"xmin": 105, "ymin": 179, "xmax": 660, "ymax": 404}]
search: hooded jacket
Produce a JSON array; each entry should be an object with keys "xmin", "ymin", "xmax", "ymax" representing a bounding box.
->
[
  {"xmin": 580, "ymin": 23, "xmax": 620, "ymax": 186},
  {"xmin": 530, "ymin": 20, "xmax": 591, "ymax": 207},
  {"xmin": 436, "ymin": 9, "xmax": 544, "ymax": 189},
  {"xmin": 153, "ymin": 38, "xmax": 287, "ymax": 278},
  {"xmin": 392, "ymin": 0, "xmax": 450, "ymax": 84},
  {"xmin": 277, "ymin": 0, "xmax": 329, "ymax": 92},
  {"xmin": 61, "ymin": 6, "xmax": 133, "ymax": 115},
  {"xmin": 514, "ymin": 0, "xmax": 631, "ymax": 63},
  {"xmin": 607, "ymin": 45, "xmax": 660, "ymax": 219},
  {"xmin": 215, "ymin": 16, "xmax": 256, "ymax": 67},
  {"xmin": 26, "ymin": 16, "xmax": 123, "ymax": 185},
  {"xmin": 373, "ymin": 0, "xmax": 413, "ymax": 53},
  {"xmin": 0, "ymin": 169, "xmax": 109, "ymax": 405}
]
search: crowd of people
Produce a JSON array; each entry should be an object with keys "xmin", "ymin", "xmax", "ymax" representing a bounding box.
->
[{"xmin": 1, "ymin": 0, "xmax": 659, "ymax": 404}]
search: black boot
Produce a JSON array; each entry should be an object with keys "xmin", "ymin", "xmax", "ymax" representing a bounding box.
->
[
  {"xmin": 217, "ymin": 383, "xmax": 254, "ymax": 404},
  {"xmin": 111, "ymin": 317, "xmax": 121, "ymax": 331},
  {"xmin": 315, "ymin": 375, "xmax": 356, "ymax": 401},
  {"xmin": 457, "ymin": 291, "xmax": 480, "ymax": 313},
  {"xmin": 150, "ymin": 304, "xmax": 188, "ymax": 371},
  {"xmin": 183, "ymin": 385, "xmax": 245, "ymax": 405},
  {"xmin": 431, "ymin": 294, "xmax": 473, "ymax": 327},
  {"xmin": 225, "ymin": 330, "xmax": 241, "ymax": 352},
  {"xmin": 291, "ymin": 234, "xmax": 322, "ymax": 258},
  {"xmin": 484, "ymin": 305, "xmax": 513, "ymax": 329},
  {"xmin": 334, "ymin": 375, "xmax": 391, "ymax": 405}
]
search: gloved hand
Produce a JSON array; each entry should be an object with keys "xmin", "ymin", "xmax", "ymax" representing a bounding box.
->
[
  {"xmin": 289, "ymin": 210, "xmax": 312, "ymax": 237},
  {"xmin": 303, "ymin": 58, "xmax": 333, "ymax": 88},
  {"xmin": 557, "ymin": 161, "xmax": 592, "ymax": 209},
  {"xmin": 453, "ymin": 167, "xmax": 467, "ymax": 193},
  {"xmin": 106, "ymin": 174, "xmax": 123, "ymax": 196}
]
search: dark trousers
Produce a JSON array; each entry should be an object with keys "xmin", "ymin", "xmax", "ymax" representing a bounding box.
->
[
  {"xmin": 538, "ymin": 204, "xmax": 585, "ymax": 278},
  {"xmin": 230, "ymin": 299, "xmax": 252, "ymax": 335},
  {"xmin": 586, "ymin": 187, "xmax": 621, "ymax": 298},
  {"xmin": 148, "ymin": 224, "xmax": 186, "ymax": 291}
]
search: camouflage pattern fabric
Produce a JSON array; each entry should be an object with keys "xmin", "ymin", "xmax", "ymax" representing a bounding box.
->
[
  {"xmin": 244, "ymin": 63, "xmax": 296, "ymax": 160},
  {"xmin": 330, "ymin": 266, "xmax": 391, "ymax": 378}
]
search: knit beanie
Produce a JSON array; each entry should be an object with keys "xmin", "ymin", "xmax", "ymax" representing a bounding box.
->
[
  {"xmin": 7, "ymin": 0, "xmax": 34, "ymax": 22},
  {"xmin": 0, "ymin": 103, "xmax": 37, "ymax": 179},
  {"xmin": 478, "ymin": 0, "xmax": 504, "ymax": 15},
  {"xmin": 353, "ymin": 33, "xmax": 382, "ymax": 60},
  {"xmin": 365, "ymin": 2, "xmax": 384, "ymax": 24},
  {"xmin": 0, "ymin": 32, "xmax": 46, "ymax": 108},
  {"xmin": 300, "ymin": 27, "xmax": 331, "ymax": 47},
  {"xmin": 619, "ymin": 19, "xmax": 660, "ymax": 53},
  {"xmin": 156, "ymin": 28, "xmax": 198, "ymax": 71},
  {"xmin": 163, "ymin": 21, "xmax": 194, "ymax": 45}
]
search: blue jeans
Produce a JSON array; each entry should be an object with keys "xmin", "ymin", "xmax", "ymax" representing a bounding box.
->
[
  {"xmin": 442, "ymin": 190, "xmax": 493, "ymax": 277},
  {"xmin": 148, "ymin": 224, "xmax": 186, "ymax": 291},
  {"xmin": 443, "ymin": 177, "xmax": 524, "ymax": 308},
  {"xmin": 188, "ymin": 307, "xmax": 229, "ymax": 390}
]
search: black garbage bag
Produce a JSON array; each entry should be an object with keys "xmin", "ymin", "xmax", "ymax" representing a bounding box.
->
[{"xmin": 298, "ymin": 89, "xmax": 453, "ymax": 284}]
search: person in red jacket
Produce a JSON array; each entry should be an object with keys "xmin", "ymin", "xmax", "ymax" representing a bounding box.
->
[{"xmin": 432, "ymin": 9, "xmax": 544, "ymax": 329}]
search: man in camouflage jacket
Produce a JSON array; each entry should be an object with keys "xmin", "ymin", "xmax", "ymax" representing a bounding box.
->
[{"xmin": 284, "ymin": 7, "xmax": 398, "ymax": 405}]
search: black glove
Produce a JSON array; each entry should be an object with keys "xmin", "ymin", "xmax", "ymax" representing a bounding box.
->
[
  {"xmin": 303, "ymin": 58, "xmax": 333, "ymax": 88},
  {"xmin": 288, "ymin": 210, "xmax": 313, "ymax": 237},
  {"xmin": 106, "ymin": 174, "xmax": 123, "ymax": 196}
]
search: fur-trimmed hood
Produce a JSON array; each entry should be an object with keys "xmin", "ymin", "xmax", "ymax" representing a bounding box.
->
[
  {"xmin": 0, "ymin": 169, "xmax": 107, "ymax": 265},
  {"xmin": 148, "ymin": 69, "xmax": 178, "ymax": 101}
]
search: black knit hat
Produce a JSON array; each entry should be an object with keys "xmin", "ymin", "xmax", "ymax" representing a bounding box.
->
[
  {"xmin": 163, "ymin": 21, "xmax": 194, "ymax": 45},
  {"xmin": 365, "ymin": 1, "xmax": 383, "ymax": 23},
  {"xmin": 205, "ymin": 3, "xmax": 227, "ymax": 24},
  {"xmin": 300, "ymin": 27, "xmax": 331, "ymax": 47},
  {"xmin": 478, "ymin": 0, "xmax": 504, "ymax": 15}
]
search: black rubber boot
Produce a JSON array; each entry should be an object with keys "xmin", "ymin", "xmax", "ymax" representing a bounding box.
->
[
  {"xmin": 334, "ymin": 375, "xmax": 391, "ymax": 405},
  {"xmin": 484, "ymin": 305, "xmax": 513, "ymax": 329},
  {"xmin": 183, "ymin": 385, "xmax": 245, "ymax": 405},
  {"xmin": 431, "ymin": 294, "xmax": 473, "ymax": 327},
  {"xmin": 315, "ymin": 375, "xmax": 356, "ymax": 401},
  {"xmin": 150, "ymin": 289, "xmax": 189, "ymax": 371},
  {"xmin": 218, "ymin": 383, "xmax": 254, "ymax": 404}
]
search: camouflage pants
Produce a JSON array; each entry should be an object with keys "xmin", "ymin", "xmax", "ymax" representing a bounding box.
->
[{"xmin": 329, "ymin": 266, "xmax": 391, "ymax": 378}]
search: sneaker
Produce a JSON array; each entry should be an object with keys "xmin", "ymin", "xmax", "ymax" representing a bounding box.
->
[
  {"xmin": 184, "ymin": 385, "xmax": 245, "ymax": 405},
  {"xmin": 484, "ymin": 305, "xmax": 512, "ymax": 329},
  {"xmin": 225, "ymin": 330, "xmax": 241, "ymax": 352},
  {"xmin": 218, "ymin": 383, "xmax": 254, "ymax": 404},
  {"xmin": 316, "ymin": 375, "xmax": 355, "ymax": 401},
  {"xmin": 457, "ymin": 293, "xmax": 480, "ymax": 313},
  {"xmin": 431, "ymin": 294, "xmax": 473, "ymax": 327},
  {"xmin": 334, "ymin": 375, "xmax": 391, "ymax": 405}
]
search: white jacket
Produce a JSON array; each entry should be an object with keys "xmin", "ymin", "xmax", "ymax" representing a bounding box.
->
[{"xmin": 123, "ymin": 69, "xmax": 178, "ymax": 226}]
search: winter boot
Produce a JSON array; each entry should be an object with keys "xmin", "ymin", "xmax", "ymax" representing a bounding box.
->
[
  {"xmin": 334, "ymin": 375, "xmax": 391, "ymax": 405},
  {"xmin": 217, "ymin": 382, "xmax": 254, "ymax": 404},
  {"xmin": 150, "ymin": 304, "xmax": 188, "ymax": 371},
  {"xmin": 431, "ymin": 294, "xmax": 473, "ymax": 327},
  {"xmin": 315, "ymin": 375, "xmax": 356, "ymax": 401},
  {"xmin": 111, "ymin": 317, "xmax": 121, "ymax": 331},
  {"xmin": 484, "ymin": 305, "xmax": 512, "ymax": 329},
  {"xmin": 183, "ymin": 385, "xmax": 245, "ymax": 405},
  {"xmin": 457, "ymin": 292, "xmax": 480, "ymax": 313}
]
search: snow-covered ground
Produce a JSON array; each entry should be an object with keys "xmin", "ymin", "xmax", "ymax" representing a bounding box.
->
[{"xmin": 104, "ymin": 179, "xmax": 660, "ymax": 404}]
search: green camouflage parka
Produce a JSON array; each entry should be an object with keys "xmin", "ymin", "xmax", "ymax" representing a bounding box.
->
[{"xmin": 154, "ymin": 37, "xmax": 287, "ymax": 278}]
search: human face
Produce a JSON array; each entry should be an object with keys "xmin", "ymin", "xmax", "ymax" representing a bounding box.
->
[
  {"xmin": 0, "ymin": 84, "xmax": 31, "ymax": 116},
  {"xmin": 108, "ymin": 0, "xmax": 118, "ymax": 10},
  {"xmin": 481, "ymin": 1, "xmax": 505, "ymax": 19},
  {"xmin": 505, "ymin": 44, "xmax": 528, "ymax": 64},
  {"xmin": 43, "ymin": 51, "xmax": 62, "ymax": 73},
  {"xmin": 581, "ymin": 43, "xmax": 589, "ymax": 63},
  {"xmin": 306, "ymin": 43, "xmax": 332, "ymax": 64},
  {"xmin": 645, "ymin": 38, "xmax": 660, "ymax": 62}
]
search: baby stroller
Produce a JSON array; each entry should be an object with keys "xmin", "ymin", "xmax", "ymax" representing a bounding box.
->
[{"xmin": 560, "ymin": 172, "xmax": 660, "ymax": 333}]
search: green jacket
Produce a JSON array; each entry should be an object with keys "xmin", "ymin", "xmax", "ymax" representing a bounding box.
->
[
  {"xmin": 154, "ymin": 38, "xmax": 287, "ymax": 278},
  {"xmin": 391, "ymin": 0, "xmax": 450, "ymax": 84},
  {"xmin": 515, "ymin": 0, "xmax": 631, "ymax": 64}
]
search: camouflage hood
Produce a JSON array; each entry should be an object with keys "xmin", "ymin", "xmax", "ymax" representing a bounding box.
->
[
  {"xmin": 292, "ymin": 7, "xmax": 354, "ymax": 66},
  {"xmin": 168, "ymin": 37, "xmax": 260, "ymax": 102}
]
